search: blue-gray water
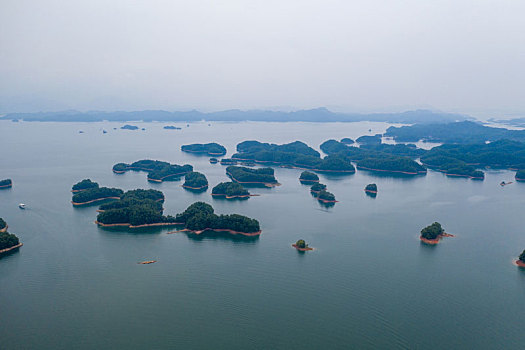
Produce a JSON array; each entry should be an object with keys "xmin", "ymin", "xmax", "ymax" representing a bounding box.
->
[{"xmin": 1, "ymin": 121, "xmax": 524, "ymax": 349}]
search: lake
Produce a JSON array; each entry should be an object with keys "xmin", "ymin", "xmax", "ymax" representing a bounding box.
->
[{"xmin": 1, "ymin": 120, "xmax": 524, "ymax": 349}]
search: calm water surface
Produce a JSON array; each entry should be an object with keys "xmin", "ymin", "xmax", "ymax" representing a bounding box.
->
[{"xmin": 1, "ymin": 121, "xmax": 524, "ymax": 349}]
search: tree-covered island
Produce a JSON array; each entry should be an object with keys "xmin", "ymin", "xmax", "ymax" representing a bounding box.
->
[
  {"xmin": 212, "ymin": 182, "xmax": 251, "ymax": 199},
  {"xmin": 516, "ymin": 250, "xmax": 525, "ymax": 267},
  {"xmin": 72, "ymin": 187, "xmax": 124, "ymax": 206},
  {"xmin": 299, "ymin": 171, "xmax": 319, "ymax": 183},
  {"xmin": 317, "ymin": 189, "xmax": 337, "ymax": 203},
  {"xmin": 226, "ymin": 166, "xmax": 279, "ymax": 187},
  {"xmin": 0, "ymin": 218, "xmax": 21, "ymax": 254},
  {"xmin": 356, "ymin": 134, "xmax": 382, "ymax": 145},
  {"xmin": 182, "ymin": 172, "xmax": 209, "ymax": 191},
  {"xmin": 232, "ymin": 140, "xmax": 355, "ymax": 173},
  {"xmin": 72, "ymin": 179, "xmax": 99, "ymax": 192},
  {"xmin": 112, "ymin": 159, "xmax": 193, "ymax": 182},
  {"xmin": 365, "ymin": 184, "xmax": 377, "ymax": 193},
  {"xmin": 173, "ymin": 202, "xmax": 261, "ymax": 236},
  {"xmin": 209, "ymin": 158, "xmax": 219, "ymax": 164},
  {"xmin": 292, "ymin": 239, "xmax": 313, "ymax": 251},
  {"xmin": 310, "ymin": 183, "xmax": 327, "ymax": 194},
  {"xmin": 121, "ymin": 124, "xmax": 139, "ymax": 130},
  {"xmin": 181, "ymin": 143, "xmax": 227, "ymax": 156},
  {"xmin": 420, "ymin": 222, "xmax": 453, "ymax": 244},
  {"xmin": 0, "ymin": 179, "xmax": 13, "ymax": 189},
  {"xmin": 516, "ymin": 170, "xmax": 525, "ymax": 182}
]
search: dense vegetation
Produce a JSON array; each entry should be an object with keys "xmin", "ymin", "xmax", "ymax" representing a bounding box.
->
[
  {"xmin": 310, "ymin": 183, "xmax": 327, "ymax": 193},
  {"xmin": 295, "ymin": 239, "xmax": 307, "ymax": 248},
  {"xmin": 340, "ymin": 138, "xmax": 354, "ymax": 144},
  {"xmin": 320, "ymin": 139, "xmax": 351, "ymax": 154},
  {"xmin": 181, "ymin": 143, "xmax": 227, "ymax": 156},
  {"xmin": 420, "ymin": 222, "xmax": 445, "ymax": 240},
  {"xmin": 183, "ymin": 172, "xmax": 209, "ymax": 190},
  {"xmin": 212, "ymin": 182, "xmax": 250, "ymax": 198},
  {"xmin": 0, "ymin": 218, "xmax": 6, "ymax": 230},
  {"xmin": 226, "ymin": 166, "xmax": 278, "ymax": 184},
  {"xmin": 72, "ymin": 179, "xmax": 99, "ymax": 192},
  {"xmin": 317, "ymin": 190, "xmax": 336, "ymax": 202},
  {"xmin": 385, "ymin": 121, "xmax": 525, "ymax": 143},
  {"xmin": 72, "ymin": 187, "xmax": 124, "ymax": 204},
  {"xmin": 357, "ymin": 156, "xmax": 426, "ymax": 175},
  {"xmin": 421, "ymin": 140, "xmax": 525, "ymax": 171},
  {"xmin": 113, "ymin": 159, "xmax": 193, "ymax": 181},
  {"xmin": 517, "ymin": 170, "xmax": 525, "ymax": 181},
  {"xmin": 0, "ymin": 179, "xmax": 12, "ymax": 187},
  {"xmin": 356, "ymin": 134, "xmax": 382, "ymax": 145},
  {"xmin": 220, "ymin": 158, "xmax": 237, "ymax": 165},
  {"xmin": 299, "ymin": 171, "xmax": 319, "ymax": 182},
  {"xmin": 96, "ymin": 189, "xmax": 176, "ymax": 226},
  {"xmin": 0, "ymin": 231, "xmax": 19, "ymax": 251},
  {"xmin": 365, "ymin": 184, "xmax": 377, "ymax": 192},
  {"xmin": 175, "ymin": 202, "xmax": 260, "ymax": 233},
  {"xmin": 237, "ymin": 140, "xmax": 320, "ymax": 157}
]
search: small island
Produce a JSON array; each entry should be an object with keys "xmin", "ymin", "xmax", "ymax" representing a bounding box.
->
[
  {"xmin": 182, "ymin": 172, "xmax": 209, "ymax": 191},
  {"xmin": 356, "ymin": 134, "xmax": 382, "ymax": 145},
  {"xmin": 317, "ymin": 189, "xmax": 337, "ymax": 203},
  {"xmin": 226, "ymin": 166, "xmax": 279, "ymax": 187},
  {"xmin": 310, "ymin": 183, "xmax": 327, "ymax": 194},
  {"xmin": 112, "ymin": 159, "xmax": 193, "ymax": 182},
  {"xmin": 96, "ymin": 189, "xmax": 177, "ymax": 228},
  {"xmin": 209, "ymin": 158, "xmax": 218, "ymax": 164},
  {"xmin": 0, "ymin": 219, "xmax": 22, "ymax": 254},
  {"xmin": 121, "ymin": 124, "xmax": 139, "ymax": 130},
  {"xmin": 173, "ymin": 202, "xmax": 261, "ymax": 236},
  {"xmin": 420, "ymin": 222, "xmax": 453, "ymax": 244},
  {"xmin": 72, "ymin": 187, "xmax": 124, "ymax": 206},
  {"xmin": 0, "ymin": 178, "xmax": 13, "ymax": 189},
  {"xmin": 299, "ymin": 171, "xmax": 319, "ymax": 183},
  {"xmin": 220, "ymin": 158, "xmax": 238, "ymax": 165},
  {"xmin": 292, "ymin": 239, "xmax": 313, "ymax": 251},
  {"xmin": 181, "ymin": 143, "xmax": 227, "ymax": 156},
  {"xmin": 365, "ymin": 183, "xmax": 377, "ymax": 194},
  {"xmin": 340, "ymin": 138, "xmax": 354, "ymax": 145},
  {"xmin": 516, "ymin": 170, "xmax": 525, "ymax": 182},
  {"xmin": 163, "ymin": 125, "xmax": 181, "ymax": 130},
  {"xmin": 71, "ymin": 179, "xmax": 99, "ymax": 192},
  {"xmin": 515, "ymin": 250, "xmax": 525, "ymax": 268},
  {"xmin": 212, "ymin": 182, "xmax": 252, "ymax": 199}
]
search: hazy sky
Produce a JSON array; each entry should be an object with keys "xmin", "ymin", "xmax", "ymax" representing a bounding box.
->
[{"xmin": 1, "ymin": 0, "xmax": 524, "ymax": 117}]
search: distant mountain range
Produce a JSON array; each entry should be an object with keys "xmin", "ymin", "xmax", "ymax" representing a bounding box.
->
[{"xmin": 1, "ymin": 108, "xmax": 471, "ymax": 124}]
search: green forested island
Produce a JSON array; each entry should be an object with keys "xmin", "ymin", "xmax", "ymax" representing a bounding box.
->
[
  {"xmin": 174, "ymin": 202, "xmax": 261, "ymax": 235},
  {"xmin": 420, "ymin": 222, "xmax": 448, "ymax": 244},
  {"xmin": 299, "ymin": 171, "xmax": 319, "ymax": 183},
  {"xmin": 72, "ymin": 179, "xmax": 99, "ymax": 192},
  {"xmin": 96, "ymin": 189, "xmax": 176, "ymax": 228},
  {"xmin": 517, "ymin": 170, "xmax": 525, "ymax": 181},
  {"xmin": 320, "ymin": 139, "xmax": 351, "ymax": 154},
  {"xmin": 385, "ymin": 121, "xmax": 525, "ymax": 143},
  {"xmin": 317, "ymin": 189, "xmax": 337, "ymax": 203},
  {"xmin": 0, "ymin": 178, "xmax": 12, "ymax": 189},
  {"xmin": 113, "ymin": 159, "xmax": 193, "ymax": 182},
  {"xmin": 310, "ymin": 183, "xmax": 327, "ymax": 194},
  {"xmin": 365, "ymin": 183, "xmax": 377, "ymax": 193},
  {"xmin": 163, "ymin": 125, "xmax": 181, "ymax": 130},
  {"xmin": 356, "ymin": 134, "xmax": 382, "ymax": 145},
  {"xmin": 226, "ymin": 166, "xmax": 279, "ymax": 186},
  {"xmin": 220, "ymin": 158, "xmax": 237, "ymax": 165},
  {"xmin": 209, "ymin": 158, "xmax": 218, "ymax": 164},
  {"xmin": 357, "ymin": 156, "xmax": 427, "ymax": 175},
  {"xmin": 121, "ymin": 124, "xmax": 139, "ymax": 130},
  {"xmin": 72, "ymin": 187, "xmax": 124, "ymax": 206},
  {"xmin": 517, "ymin": 250, "xmax": 525, "ymax": 267},
  {"xmin": 212, "ymin": 182, "xmax": 251, "ymax": 199},
  {"xmin": 181, "ymin": 143, "xmax": 227, "ymax": 156},
  {"xmin": 183, "ymin": 172, "xmax": 209, "ymax": 191},
  {"xmin": 293, "ymin": 239, "xmax": 313, "ymax": 251},
  {"xmin": 233, "ymin": 140, "xmax": 355, "ymax": 173},
  {"xmin": 0, "ymin": 218, "xmax": 7, "ymax": 232},
  {"xmin": 0, "ymin": 230, "xmax": 20, "ymax": 252}
]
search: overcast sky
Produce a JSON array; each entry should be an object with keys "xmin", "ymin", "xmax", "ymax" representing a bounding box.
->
[{"xmin": 1, "ymin": 0, "xmax": 524, "ymax": 117}]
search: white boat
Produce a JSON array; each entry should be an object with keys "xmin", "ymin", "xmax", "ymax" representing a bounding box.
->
[{"xmin": 18, "ymin": 203, "xmax": 26, "ymax": 209}]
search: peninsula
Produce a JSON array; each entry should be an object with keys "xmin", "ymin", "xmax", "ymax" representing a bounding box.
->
[
  {"xmin": 0, "ymin": 218, "xmax": 7, "ymax": 233},
  {"xmin": 0, "ymin": 220, "xmax": 21, "ymax": 254},
  {"xmin": 72, "ymin": 187, "xmax": 124, "ymax": 206},
  {"xmin": 71, "ymin": 179, "xmax": 99, "ymax": 192}
]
